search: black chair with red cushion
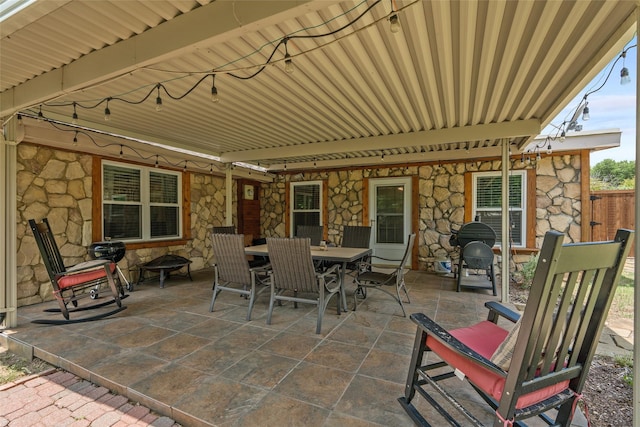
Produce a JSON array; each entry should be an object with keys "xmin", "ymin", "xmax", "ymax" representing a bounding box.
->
[
  {"xmin": 399, "ymin": 229, "xmax": 633, "ymax": 427},
  {"xmin": 29, "ymin": 218, "xmax": 127, "ymax": 324}
]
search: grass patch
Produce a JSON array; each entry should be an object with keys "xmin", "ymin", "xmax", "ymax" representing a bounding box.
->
[
  {"xmin": 614, "ymin": 354, "xmax": 634, "ymax": 386},
  {"xmin": 0, "ymin": 349, "xmax": 52, "ymax": 385},
  {"xmin": 609, "ymin": 270, "xmax": 634, "ymax": 320}
]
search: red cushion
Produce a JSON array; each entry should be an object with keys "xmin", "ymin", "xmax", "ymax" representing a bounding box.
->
[
  {"xmin": 57, "ymin": 262, "xmax": 116, "ymax": 289},
  {"xmin": 426, "ymin": 320, "xmax": 569, "ymax": 409}
]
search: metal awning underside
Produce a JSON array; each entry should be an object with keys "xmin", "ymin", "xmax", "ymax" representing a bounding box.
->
[{"xmin": 1, "ymin": 0, "xmax": 636, "ymax": 172}]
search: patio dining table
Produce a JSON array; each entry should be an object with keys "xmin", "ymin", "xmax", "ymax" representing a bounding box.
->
[{"xmin": 245, "ymin": 244, "xmax": 372, "ymax": 311}]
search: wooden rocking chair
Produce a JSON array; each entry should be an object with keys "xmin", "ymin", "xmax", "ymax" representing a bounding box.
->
[
  {"xmin": 29, "ymin": 218, "xmax": 127, "ymax": 324},
  {"xmin": 399, "ymin": 229, "xmax": 633, "ymax": 426}
]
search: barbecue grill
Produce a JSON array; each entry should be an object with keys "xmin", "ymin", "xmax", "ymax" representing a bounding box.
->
[{"xmin": 450, "ymin": 222, "xmax": 497, "ymax": 295}]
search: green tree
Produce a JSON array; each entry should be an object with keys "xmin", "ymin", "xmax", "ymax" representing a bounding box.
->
[{"xmin": 591, "ymin": 159, "xmax": 635, "ymax": 189}]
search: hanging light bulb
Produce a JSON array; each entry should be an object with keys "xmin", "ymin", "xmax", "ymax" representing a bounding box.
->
[
  {"xmin": 620, "ymin": 51, "xmax": 631, "ymax": 85},
  {"xmin": 72, "ymin": 102, "xmax": 78, "ymax": 124},
  {"xmin": 560, "ymin": 130, "xmax": 566, "ymax": 142},
  {"xmin": 119, "ymin": 145, "xmax": 124, "ymax": 159},
  {"xmin": 155, "ymin": 155, "xmax": 159, "ymax": 168},
  {"xmin": 389, "ymin": 13, "xmax": 400, "ymax": 33},
  {"xmin": 620, "ymin": 67, "xmax": 631, "ymax": 85},
  {"xmin": 210, "ymin": 164, "xmax": 214, "ymax": 175},
  {"xmin": 37, "ymin": 105, "xmax": 44, "ymax": 122},
  {"xmin": 16, "ymin": 114, "xmax": 23, "ymax": 126},
  {"xmin": 155, "ymin": 86, "xmax": 163, "ymax": 112},
  {"xmin": 284, "ymin": 38, "xmax": 294, "ymax": 74},
  {"xmin": 72, "ymin": 131, "xmax": 78, "ymax": 146},
  {"xmin": 546, "ymin": 142, "xmax": 552, "ymax": 155},
  {"xmin": 381, "ymin": 152, "xmax": 385, "ymax": 161},
  {"xmin": 183, "ymin": 160, "xmax": 188, "ymax": 172},
  {"xmin": 283, "ymin": 160, "xmax": 287, "ymax": 170},
  {"xmin": 210, "ymin": 74, "xmax": 219, "ymax": 103},
  {"xmin": 104, "ymin": 98, "xmax": 111, "ymax": 121},
  {"xmin": 582, "ymin": 103, "xmax": 590, "ymax": 121},
  {"xmin": 313, "ymin": 158, "xmax": 317, "ymax": 168}
]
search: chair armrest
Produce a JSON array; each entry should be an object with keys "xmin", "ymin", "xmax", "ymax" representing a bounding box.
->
[
  {"xmin": 410, "ymin": 313, "xmax": 507, "ymax": 378},
  {"xmin": 484, "ymin": 301, "xmax": 520, "ymax": 324}
]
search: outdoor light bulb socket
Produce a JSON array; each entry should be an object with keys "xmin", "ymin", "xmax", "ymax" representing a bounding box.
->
[
  {"xmin": 72, "ymin": 112, "xmax": 78, "ymax": 124},
  {"xmin": 620, "ymin": 67, "xmax": 631, "ymax": 85},
  {"xmin": 582, "ymin": 105, "xmax": 590, "ymax": 121},
  {"xmin": 155, "ymin": 96, "xmax": 163, "ymax": 112},
  {"xmin": 104, "ymin": 106, "xmax": 111, "ymax": 121},
  {"xmin": 285, "ymin": 54, "xmax": 294, "ymax": 74},
  {"xmin": 390, "ymin": 14, "xmax": 400, "ymax": 33},
  {"xmin": 211, "ymin": 86, "xmax": 219, "ymax": 103},
  {"xmin": 546, "ymin": 144, "xmax": 552, "ymax": 155}
]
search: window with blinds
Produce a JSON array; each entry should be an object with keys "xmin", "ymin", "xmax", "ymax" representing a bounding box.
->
[
  {"xmin": 291, "ymin": 181, "xmax": 322, "ymax": 235},
  {"xmin": 103, "ymin": 161, "xmax": 181, "ymax": 241},
  {"xmin": 473, "ymin": 171, "xmax": 525, "ymax": 246}
]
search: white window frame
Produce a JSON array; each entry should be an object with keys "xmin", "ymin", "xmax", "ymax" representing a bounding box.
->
[
  {"xmin": 290, "ymin": 180, "xmax": 323, "ymax": 236},
  {"xmin": 472, "ymin": 170, "xmax": 526, "ymax": 248},
  {"xmin": 102, "ymin": 160, "xmax": 182, "ymax": 242}
]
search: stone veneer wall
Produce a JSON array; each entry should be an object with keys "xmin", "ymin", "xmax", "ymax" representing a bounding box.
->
[
  {"xmin": 15, "ymin": 141, "xmax": 581, "ymax": 307},
  {"xmin": 15, "ymin": 143, "xmax": 230, "ymax": 307},
  {"xmin": 260, "ymin": 154, "xmax": 582, "ymax": 274}
]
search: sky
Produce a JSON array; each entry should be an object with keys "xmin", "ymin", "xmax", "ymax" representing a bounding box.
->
[{"xmin": 542, "ymin": 37, "xmax": 637, "ymax": 166}]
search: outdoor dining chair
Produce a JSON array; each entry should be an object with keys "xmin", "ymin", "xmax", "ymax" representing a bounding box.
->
[
  {"xmin": 399, "ymin": 229, "xmax": 634, "ymax": 427},
  {"xmin": 353, "ymin": 233, "xmax": 416, "ymax": 317},
  {"xmin": 212, "ymin": 226, "xmax": 236, "ymax": 234},
  {"xmin": 210, "ymin": 233, "xmax": 271, "ymax": 321},
  {"xmin": 326, "ymin": 225, "xmax": 372, "ymax": 276},
  {"xmin": 28, "ymin": 218, "xmax": 127, "ymax": 324},
  {"xmin": 295, "ymin": 225, "xmax": 323, "ymax": 246},
  {"xmin": 266, "ymin": 237, "xmax": 341, "ymax": 334}
]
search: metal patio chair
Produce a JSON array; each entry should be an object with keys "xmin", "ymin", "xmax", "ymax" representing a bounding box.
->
[
  {"xmin": 353, "ymin": 233, "xmax": 416, "ymax": 317},
  {"xmin": 399, "ymin": 229, "xmax": 634, "ymax": 427},
  {"xmin": 266, "ymin": 237, "xmax": 341, "ymax": 334},
  {"xmin": 210, "ymin": 233, "xmax": 271, "ymax": 320},
  {"xmin": 212, "ymin": 226, "xmax": 236, "ymax": 234},
  {"xmin": 324, "ymin": 225, "xmax": 372, "ymax": 275},
  {"xmin": 28, "ymin": 218, "xmax": 127, "ymax": 324},
  {"xmin": 296, "ymin": 225, "xmax": 324, "ymax": 246}
]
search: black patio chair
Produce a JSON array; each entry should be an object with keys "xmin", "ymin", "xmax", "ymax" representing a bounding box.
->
[
  {"xmin": 399, "ymin": 229, "xmax": 634, "ymax": 427},
  {"xmin": 28, "ymin": 218, "xmax": 127, "ymax": 324},
  {"xmin": 353, "ymin": 233, "xmax": 416, "ymax": 317},
  {"xmin": 296, "ymin": 225, "xmax": 324, "ymax": 246},
  {"xmin": 212, "ymin": 226, "xmax": 236, "ymax": 234}
]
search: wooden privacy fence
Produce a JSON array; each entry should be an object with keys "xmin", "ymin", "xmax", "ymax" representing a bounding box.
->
[{"xmin": 590, "ymin": 190, "xmax": 635, "ymax": 252}]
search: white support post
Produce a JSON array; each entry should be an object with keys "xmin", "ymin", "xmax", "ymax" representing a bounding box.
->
[
  {"xmin": 501, "ymin": 138, "xmax": 510, "ymax": 303},
  {"xmin": 1, "ymin": 118, "xmax": 19, "ymax": 327},
  {"xmin": 225, "ymin": 164, "xmax": 233, "ymax": 226}
]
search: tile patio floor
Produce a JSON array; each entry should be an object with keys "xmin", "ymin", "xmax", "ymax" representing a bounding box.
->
[{"xmin": 1, "ymin": 268, "xmax": 593, "ymax": 426}]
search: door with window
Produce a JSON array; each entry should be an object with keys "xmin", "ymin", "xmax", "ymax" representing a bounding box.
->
[{"xmin": 369, "ymin": 177, "xmax": 412, "ymax": 262}]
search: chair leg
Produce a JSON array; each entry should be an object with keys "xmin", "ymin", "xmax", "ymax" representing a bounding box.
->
[
  {"xmin": 246, "ymin": 280, "xmax": 257, "ymax": 321},
  {"xmin": 489, "ymin": 264, "xmax": 497, "ymax": 296},
  {"xmin": 266, "ymin": 284, "xmax": 277, "ymax": 325},
  {"xmin": 209, "ymin": 287, "xmax": 220, "ymax": 312}
]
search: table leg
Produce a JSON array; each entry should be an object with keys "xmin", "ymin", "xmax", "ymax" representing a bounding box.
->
[{"xmin": 340, "ymin": 261, "xmax": 348, "ymax": 311}]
